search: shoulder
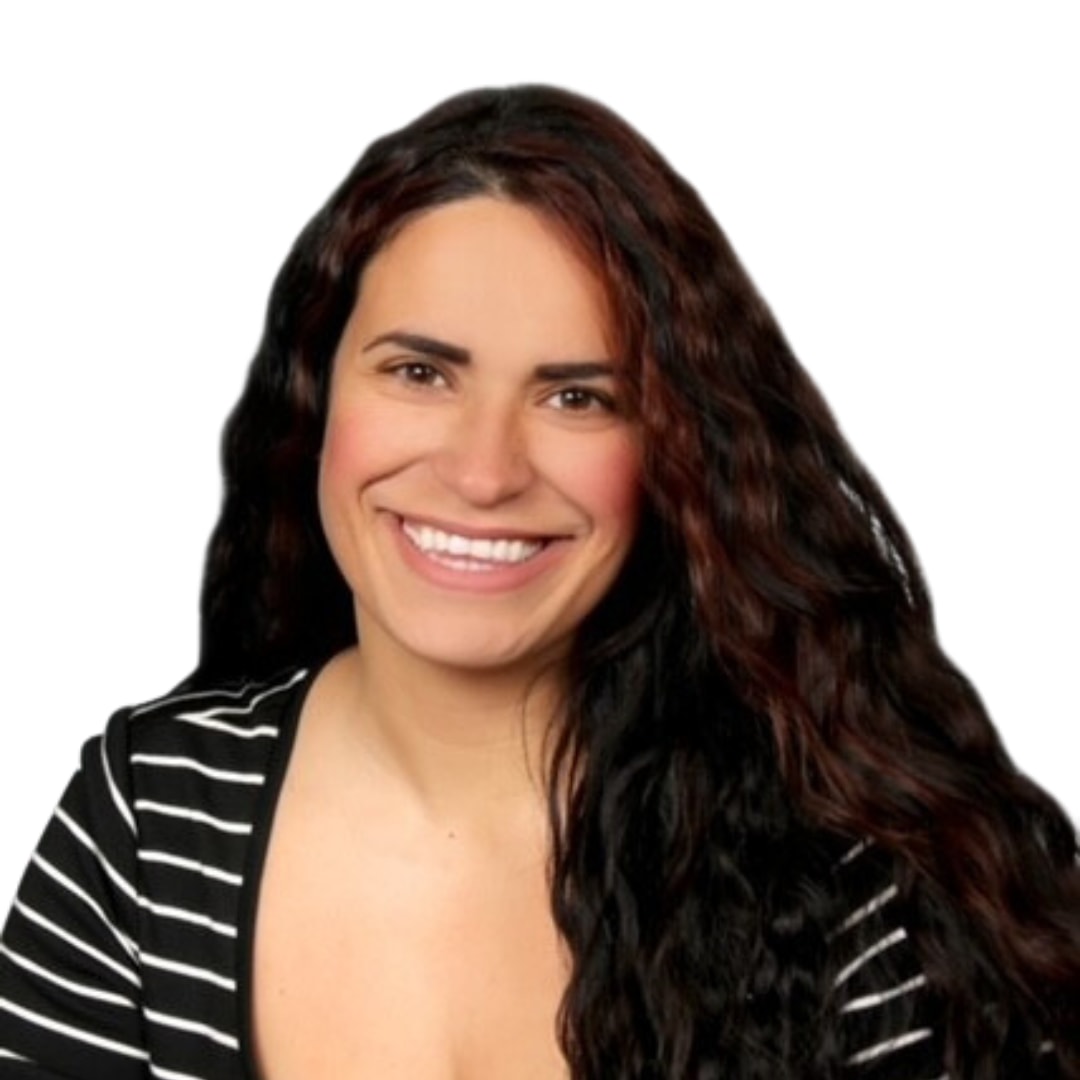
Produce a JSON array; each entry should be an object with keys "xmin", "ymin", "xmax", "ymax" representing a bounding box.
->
[
  {"xmin": 84, "ymin": 667, "xmax": 313, "ymax": 835},
  {"xmin": 0, "ymin": 669, "xmax": 312, "ymax": 1073},
  {"xmin": 100, "ymin": 667, "xmax": 311, "ymax": 768}
]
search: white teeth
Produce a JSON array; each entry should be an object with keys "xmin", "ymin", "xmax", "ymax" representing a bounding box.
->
[{"xmin": 402, "ymin": 521, "xmax": 545, "ymax": 565}]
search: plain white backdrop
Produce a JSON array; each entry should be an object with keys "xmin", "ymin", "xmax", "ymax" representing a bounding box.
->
[{"xmin": 0, "ymin": 3, "xmax": 1076, "ymax": 906}]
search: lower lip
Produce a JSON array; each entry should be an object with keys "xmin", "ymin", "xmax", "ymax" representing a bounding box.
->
[{"xmin": 389, "ymin": 516, "xmax": 568, "ymax": 594}]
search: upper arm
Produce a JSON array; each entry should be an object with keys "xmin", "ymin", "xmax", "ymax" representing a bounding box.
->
[{"xmin": 0, "ymin": 711, "xmax": 149, "ymax": 1078}]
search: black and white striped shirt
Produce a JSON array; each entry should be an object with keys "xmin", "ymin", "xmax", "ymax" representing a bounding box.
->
[{"xmin": 0, "ymin": 669, "xmax": 947, "ymax": 1078}]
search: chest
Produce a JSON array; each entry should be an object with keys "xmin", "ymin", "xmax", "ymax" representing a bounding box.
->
[{"xmin": 250, "ymin": 781, "xmax": 569, "ymax": 1079}]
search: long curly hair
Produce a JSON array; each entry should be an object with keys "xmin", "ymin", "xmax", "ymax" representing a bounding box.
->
[{"xmin": 191, "ymin": 86, "xmax": 1080, "ymax": 1077}]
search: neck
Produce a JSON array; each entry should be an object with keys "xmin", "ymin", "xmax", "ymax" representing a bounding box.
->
[{"xmin": 320, "ymin": 637, "xmax": 565, "ymax": 830}]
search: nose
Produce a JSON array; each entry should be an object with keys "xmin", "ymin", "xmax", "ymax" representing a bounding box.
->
[{"xmin": 431, "ymin": 396, "xmax": 536, "ymax": 507}]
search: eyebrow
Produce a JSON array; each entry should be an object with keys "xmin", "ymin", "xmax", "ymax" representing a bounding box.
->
[
  {"xmin": 363, "ymin": 331, "xmax": 617, "ymax": 381},
  {"xmin": 364, "ymin": 331, "xmax": 468, "ymax": 365}
]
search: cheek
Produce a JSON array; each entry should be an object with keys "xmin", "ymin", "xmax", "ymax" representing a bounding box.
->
[
  {"xmin": 318, "ymin": 417, "xmax": 358, "ymax": 517},
  {"xmin": 318, "ymin": 398, "xmax": 400, "ymax": 499},
  {"xmin": 559, "ymin": 435, "xmax": 643, "ymax": 541},
  {"xmin": 316, "ymin": 406, "xmax": 384, "ymax": 542},
  {"xmin": 319, "ymin": 414, "xmax": 364, "ymax": 489}
]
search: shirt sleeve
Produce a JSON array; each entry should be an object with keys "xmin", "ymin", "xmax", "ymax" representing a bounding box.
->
[
  {"xmin": 0, "ymin": 710, "xmax": 149, "ymax": 1079},
  {"xmin": 829, "ymin": 840, "xmax": 946, "ymax": 1080}
]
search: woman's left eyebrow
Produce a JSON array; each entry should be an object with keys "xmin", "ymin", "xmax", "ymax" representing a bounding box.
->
[{"xmin": 534, "ymin": 361, "xmax": 617, "ymax": 381}]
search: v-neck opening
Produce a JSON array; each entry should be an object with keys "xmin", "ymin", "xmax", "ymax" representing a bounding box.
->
[{"xmin": 234, "ymin": 662, "xmax": 323, "ymax": 1080}]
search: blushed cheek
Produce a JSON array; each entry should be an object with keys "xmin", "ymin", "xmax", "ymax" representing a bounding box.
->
[
  {"xmin": 319, "ymin": 401, "xmax": 389, "ymax": 487},
  {"xmin": 581, "ymin": 440, "xmax": 644, "ymax": 544},
  {"xmin": 319, "ymin": 418, "xmax": 354, "ymax": 488},
  {"xmin": 316, "ymin": 414, "xmax": 370, "ymax": 545}
]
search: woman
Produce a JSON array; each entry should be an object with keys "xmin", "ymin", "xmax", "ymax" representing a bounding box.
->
[{"xmin": 0, "ymin": 85, "xmax": 1077, "ymax": 1079}]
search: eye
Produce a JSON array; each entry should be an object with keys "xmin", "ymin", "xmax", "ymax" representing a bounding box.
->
[
  {"xmin": 385, "ymin": 360, "xmax": 449, "ymax": 389},
  {"xmin": 546, "ymin": 385, "xmax": 618, "ymax": 414}
]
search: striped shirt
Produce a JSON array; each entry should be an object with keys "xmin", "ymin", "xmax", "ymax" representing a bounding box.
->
[{"xmin": 0, "ymin": 668, "xmax": 947, "ymax": 1078}]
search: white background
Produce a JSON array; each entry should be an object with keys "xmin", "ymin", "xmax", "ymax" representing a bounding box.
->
[{"xmin": 0, "ymin": 3, "xmax": 1076, "ymax": 905}]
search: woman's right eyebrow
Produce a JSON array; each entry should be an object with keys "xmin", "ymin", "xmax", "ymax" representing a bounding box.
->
[{"xmin": 362, "ymin": 331, "xmax": 469, "ymax": 364}]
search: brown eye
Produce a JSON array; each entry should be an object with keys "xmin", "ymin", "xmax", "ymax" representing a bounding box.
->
[
  {"xmin": 387, "ymin": 360, "xmax": 448, "ymax": 388},
  {"xmin": 548, "ymin": 386, "xmax": 617, "ymax": 413}
]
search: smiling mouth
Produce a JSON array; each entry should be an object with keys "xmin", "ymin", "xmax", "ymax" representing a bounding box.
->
[{"xmin": 400, "ymin": 519, "xmax": 549, "ymax": 570}]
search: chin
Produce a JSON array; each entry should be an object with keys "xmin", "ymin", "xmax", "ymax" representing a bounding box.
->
[{"xmin": 363, "ymin": 615, "xmax": 569, "ymax": 678}]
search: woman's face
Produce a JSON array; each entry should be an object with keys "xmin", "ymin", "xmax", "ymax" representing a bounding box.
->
[{"xmin": 318, "ymin": 196, "xmax": 642, "ymax": 676}]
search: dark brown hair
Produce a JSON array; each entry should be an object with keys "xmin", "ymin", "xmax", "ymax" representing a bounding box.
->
[{"xmin": 193, "ymin": 85, "xmax": 1080, "ymax": 1077}]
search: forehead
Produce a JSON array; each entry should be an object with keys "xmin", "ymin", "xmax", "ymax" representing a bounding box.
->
[{"xmin": 352, "ymin": 197, "xmax": 615, "ymax": 357}]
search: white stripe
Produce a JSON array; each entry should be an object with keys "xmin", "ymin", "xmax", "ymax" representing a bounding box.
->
[
  {"xmin": 55, "ymin": 808, "xmax": 238, "ymax": 934},
  {"xmin": 101, "ymin": 739, "xmax": 137, "ymax": 834},
  {"xmin": 846, "ymin": 1026, "xmax": 933, "ymax": 1065},
  {"xmin": 0, "ymin": 943, "xmax": 137, "ymax": 1009},
  {"xmin": 129, "ymin": 681, "xmax": 263, "ymax": 717},
  {"xmin": 169, "ymin": 714, "xmax": 280, "ymax": 739},
  {"xmin": 149, "ymin": 1061, "xmax": 212, "ymax": 1080},
  {"xmin": 57, "ymin": 806, "xmax": 136, "ymax": 895},
  {"xmin": 0, "ymin": 996, "xmax": 148, "ymax": 1060},
  {"xmin": 31, "ymin": 854, "xmax": 139, "ymax": 963},
  {"xmin": 172, "ymin": 670, "xmax": 307, "ymax": 726},
  {"xmin": 129, "ymin": 667, "xmax": 306, "ymax": 717},
  {"xmin": 834, "ymin": 926, "xmax": 907, "ymax": 987},
  {"xmin": 133, "ymin": 800, "xmax": 252, "ymax": 835},
  {"xmin": 836, "ymin": 884, "xmax": 899, "ymax": 934},
  {"xmin": 840, "ymin": 973, "xmax": 927, "ymax": 1013},
  {"xmin": 143, "ymin": 1006, "xmax": 239, "ymax": 1050},
  {"xmin": 131, "ymin": 754, "xmax": 265, "ymax": 785},
  {"xmin": 14, "ymin": 900, "xmax": 140, "ymax": 988},
  {"xmin": 138, "ymin": 848, "xmax": 242, "ymax": 886},
  {"xmin": 0, "ymin": 1048, "xmax": 30, "ymax": 1061},
  {"xmin": 836, "ymin": 838, "xmax": 871, "ymax": 866},
  {"xmin": 138, "ymin": 898, "xmax": 236, "ymax": 939},
  {"xmin": 139, "ymin": 951, "xmax": 236, "ymax": 991}
]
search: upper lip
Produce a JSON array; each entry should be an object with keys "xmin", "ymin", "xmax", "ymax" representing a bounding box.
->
[{"xmin": 392, "ymin": 512, "xmax": 569, "ymax": 542}]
